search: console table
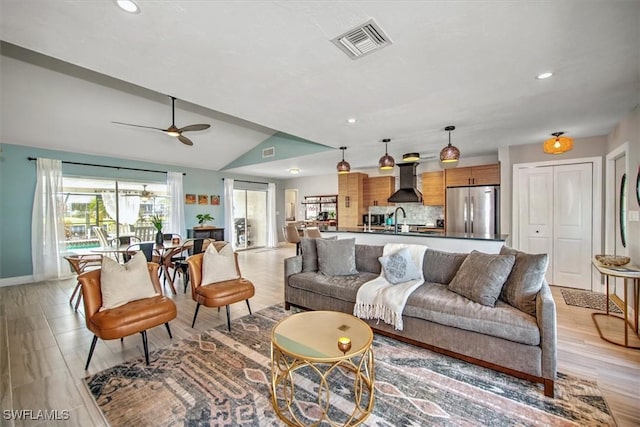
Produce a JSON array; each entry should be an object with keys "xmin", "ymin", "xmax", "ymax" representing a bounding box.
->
[
  {"xmin": 187, "ymin": 227, "xmax": 225, "ymax": 241},
  {"xmin": 591, "ymin": 260, "xmax": 640, "ymax": 349}
]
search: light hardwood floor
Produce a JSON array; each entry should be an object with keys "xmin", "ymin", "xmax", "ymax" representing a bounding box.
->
[{"xmin": 1, "ymin": 244, "xmax": 639, "ymax": 426}]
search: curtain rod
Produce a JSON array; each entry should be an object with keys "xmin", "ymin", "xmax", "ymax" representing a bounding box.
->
[
  {"xmin": 27, "ymin": 157, "xmax": 186, "ymax": 176},
  {"xmin": 222, "ymin": 178, "xmax": 269, "ymax": 185}
]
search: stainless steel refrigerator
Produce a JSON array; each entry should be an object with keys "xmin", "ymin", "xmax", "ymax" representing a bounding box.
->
[{"xmin": 446, "ymin": 186, "xmax": 500, "ymax": 234}]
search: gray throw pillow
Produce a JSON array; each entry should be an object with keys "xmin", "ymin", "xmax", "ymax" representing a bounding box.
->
[
  {"xmin": 423, "ymin": 249, "xmax": 468, "ymax": 284},
  {"xmin": 316, "ymin": 238, "xmax": 358, "ymax": 276},
  {"xmin": 301, "ymin": 236, "xmax": 337, "ymax": 272},
  {"xmin": 499, "ymin": 246, "xmax": 549, "ymax": 316},
  {"xmin": 448, "ymin": 250, "xmax": 516, "ymax": 307},
  {"xmin": 379, "ymin": 247, "xmax": 422, "ymax": 284}
]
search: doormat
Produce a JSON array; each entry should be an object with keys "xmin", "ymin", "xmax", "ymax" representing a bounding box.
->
[
  {"xmin": 560, "ymin": 288, "xmax": 623, "ymax": 314},
  {"xmin": 85, "ymin": 305, "xmax": 615, "ymax": 426}
]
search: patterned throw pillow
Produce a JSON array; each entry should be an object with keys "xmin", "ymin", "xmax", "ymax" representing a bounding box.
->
[
  {"xmin": 202, "ymin": 243, "xmax": 239, "ymax": 284},
  {"xmin": 100, "ymin": 251, "xmax": 158, "ymax": 311},
  {"xmin": 378, "ymin": 247, "xmax": 422, "ymax": 284}
]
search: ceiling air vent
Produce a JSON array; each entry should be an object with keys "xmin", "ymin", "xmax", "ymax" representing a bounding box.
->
[
  {"xmin": 331, "ymin": 19, "xmax": 392, "ymax": 60},
  {"xmin": 262, "ymin": 147, "xmax": 275, "ymax": 158}
]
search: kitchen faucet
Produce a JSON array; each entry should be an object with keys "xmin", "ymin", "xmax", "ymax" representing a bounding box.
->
[{"xmin": 394, "ymin": 206, "xmax": 406, "ymax": 234}]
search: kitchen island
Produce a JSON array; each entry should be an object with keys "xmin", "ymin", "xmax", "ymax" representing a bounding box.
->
[{"xmin": 321, "ymin": 228, "xmax": 508, "ymax": 253}]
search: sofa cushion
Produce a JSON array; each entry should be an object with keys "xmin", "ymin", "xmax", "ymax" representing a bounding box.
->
[
  {"xmin": 404, "ymin": 283, "xmax": 540, "ymax": 346},
  {"xmin": 300, "ymin": 236, "xmax": 337, "ymax": 272},
  {"xmin": 288, "ymin": 271, "xmax": 379, "ymax": 302},
  {"xmin": 448, "ymin": 250, "xmax": 515, "ymax": 307},
  {"xmin": 423, "ymin": 249, "xmax": 468, "ymax": 284},
  {"xmin": 316, "ymin": 238, "xmax": 358, "ymax": 276},
  {"xmin": 355, "ymin": 244, "xmax": 383, "ymax": 274},
  {"xmin": 499, "ymin": 246, "xmax": 548, "ymax": 316},
  {"xmin": 379, "ymin": 247, "xmax": 422, "ymax": 284}
]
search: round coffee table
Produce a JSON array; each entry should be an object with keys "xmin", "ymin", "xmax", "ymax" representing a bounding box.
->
[{"xmin": 270, "ymin": 310, "xmax": 375, "ymax": 426}]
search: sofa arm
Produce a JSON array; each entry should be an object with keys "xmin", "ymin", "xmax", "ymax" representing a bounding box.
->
[
  {"xmin": 284, "ymin": 256, "xmax": 303, "ymax": 307},
  {"xmin": 536, "ymin": 280, "xmax": 557, "ymax": 381}
]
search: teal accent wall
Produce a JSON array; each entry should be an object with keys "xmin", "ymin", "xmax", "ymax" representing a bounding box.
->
[
  {"xmin": 222, "ymin": 132, "xmax": 333, "ymax": 169},
  {"xmin": 0, "ymin": 143, "xmax": 284, "ymax": 280}
]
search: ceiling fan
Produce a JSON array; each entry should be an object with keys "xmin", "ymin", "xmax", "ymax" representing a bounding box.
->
[{"xmin": 113, "ymin": 96, "xmax": 210, "ymax": 146}]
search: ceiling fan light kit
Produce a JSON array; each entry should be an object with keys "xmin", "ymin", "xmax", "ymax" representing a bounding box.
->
[
  {"xmin": 378, "ymin": 138, "xmax": 395, "ymax": 170},
  {"xmin": 440, "ymin": 125, "xmax": 460, "ymax": 163},
  {"xmin": 112, "ymin": 96, "xmax": 210, "ymax": 146},
  {"xmin": 543, "ymin": 131, "xmax": 573, "ymax": 154},
  {"xmin": 337, "ymin": 146, "xmax": 351, "ymax": 174}
]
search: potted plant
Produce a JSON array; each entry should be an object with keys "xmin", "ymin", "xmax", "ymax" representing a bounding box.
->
[
  {"xmin": 196, "ymin": 213, "xmax": 214, "ymax": 228},
  {"xmin": 150, "ymin": 214, "xmax": 164, "ymax": 244}
]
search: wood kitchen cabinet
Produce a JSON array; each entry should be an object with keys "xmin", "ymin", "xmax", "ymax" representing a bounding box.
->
[
  {"xmin": 363, "ymin": 176, "xmax": 395, "ymax": 207},
  {"xmin": 421, "ymin": 171, "xmax": 444, "ymax": 206},
  {"xmin": 445, "ymin": 164, "xmax": 500, "ymax": 187},
  {"xmin": 338, "ymin": 172, "xmax": 366, "ymax": 228}
]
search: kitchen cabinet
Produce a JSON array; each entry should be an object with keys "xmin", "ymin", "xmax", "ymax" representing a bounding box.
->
[
  {"xmin": 445, "ymin": 164, "xmax": 500, "ymax": 187},
  {"xmin": 421, "ymin": 171, "xmax": 444, "ymax": 206},
  {"xmin": 338, "ymin": 172, "xmax": 366, "ymax": 228},
  {"xmin": 363, "ymin": 176, "xmax": 395, "ymax": 207}
]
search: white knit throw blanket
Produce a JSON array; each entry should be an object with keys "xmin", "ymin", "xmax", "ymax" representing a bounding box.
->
[{"xmin": 353, "ymin": 243, "xmax": 427, "ymax": 331}]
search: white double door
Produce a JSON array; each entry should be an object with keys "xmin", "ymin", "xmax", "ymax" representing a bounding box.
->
[{"xmin": 517, "ymin": 163, "xmax": 593, "ymax": 290}]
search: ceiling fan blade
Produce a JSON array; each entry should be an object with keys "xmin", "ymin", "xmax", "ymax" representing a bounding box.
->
[
  {"xmin": 178, "ymin": 135, "xmax": 194, "ymax": 146},
  {"xmin": 179, "ymin": 124, "xmax": 210, "ymax": 132},
  {"xmin": 112, "ymin": 121, "xmax": 165, "ymax": 131}
]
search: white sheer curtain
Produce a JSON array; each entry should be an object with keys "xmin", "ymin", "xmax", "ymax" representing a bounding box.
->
[
  {"xmin": 223, "ymin": 178, "xmax": 235, "ymax": 249},
  {"xmin": 31, "ymin": 158, "xmax": 68, "ymax": 281},
  {"xmin": 167, "ymin": 172, "xmax": 185, "ymax": 237},
  {"xmin": 266, "ymin": 182, "xmax": 277, "ymax": 248},
  {"xmin": 101, "ymin": 192, "xmax": 140, "ymax": 226}
]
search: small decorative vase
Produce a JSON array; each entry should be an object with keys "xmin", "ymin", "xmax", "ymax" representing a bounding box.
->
[{"xmin": 155, "ymin": 230, "xmax": 164, "ymax": 245}]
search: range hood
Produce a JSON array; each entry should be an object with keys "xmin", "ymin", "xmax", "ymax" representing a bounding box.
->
[{"xmin": 388, "ymin": 163, "xmax": 423, "ymax": 203}]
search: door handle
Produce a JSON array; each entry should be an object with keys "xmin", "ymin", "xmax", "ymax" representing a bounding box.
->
[{"xmin": 470, "ymin": 196, "xmax": 474, "ymax": 233}]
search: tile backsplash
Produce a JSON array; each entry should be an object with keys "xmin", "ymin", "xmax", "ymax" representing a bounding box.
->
[{"xmin": 368, "ymin": 204, "xmax": 444, "ymax": 226}]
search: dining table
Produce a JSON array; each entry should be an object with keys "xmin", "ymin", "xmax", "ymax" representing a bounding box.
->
[{"xmin": 91, "ymin": 240, "xmax": 184, "ymax": 295}]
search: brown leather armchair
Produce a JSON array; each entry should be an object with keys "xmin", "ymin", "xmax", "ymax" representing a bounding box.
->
[
  {"xmin": 186, "ymin": 242, "xmax": 255, "ymax": 331},
  {"xmin": 77, "ymin": 262, "xmax": 177, "ymax": 369}
]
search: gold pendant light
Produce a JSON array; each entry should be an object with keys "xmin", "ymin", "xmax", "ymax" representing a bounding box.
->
[
  {"xmin": 543, "ymin": 132, "xmax": 573, "ymax": 154},
  {"xmin": 379, "ymin": 138, "xmax": 395, "ymax": 170},
  {"xmin": 439, "ymin": 125, "xmax": 460, "ymax": 163},
  {"xmin": 336, "ymin": 146, "xmax": 351, "ymax": 174},
  {"xmin": 402, "ymin": 152, "xmax": 420, "ymax": 162}
]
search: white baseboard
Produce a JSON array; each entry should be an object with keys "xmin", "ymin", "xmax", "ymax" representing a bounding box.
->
[{"xmin": 0, "ymin": 275, "xmax": 34, "ymax": 287}]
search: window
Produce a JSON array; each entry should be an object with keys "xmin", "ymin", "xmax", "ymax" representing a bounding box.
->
[{"xmin": 62, "ymin": 177, "xmax": 169, "ymax": 249}]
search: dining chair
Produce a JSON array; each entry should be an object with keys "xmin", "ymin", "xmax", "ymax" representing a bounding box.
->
[
  {"xmin": 283, "ymin": 224, "xmax": 302, "ymax": 255},
  {"xmin": 170, "ymin": 238, "xmax": 212, "ymax": 292},
  {"xmin": 304, "ymin": 227, "xmax": 322, "ymax": 239},
  {"xmin": 64, "ymin": 254, "xmax": 103, "ymax": 311}
]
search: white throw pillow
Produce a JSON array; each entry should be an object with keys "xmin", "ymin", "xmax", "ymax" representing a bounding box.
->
[
  {"xmin": 100, "ymin": 252, "xmax": 158, "ymax": 311},
  {"xmin": 202, "ymin": 243, "xmax": 239, "ymax": 284}
]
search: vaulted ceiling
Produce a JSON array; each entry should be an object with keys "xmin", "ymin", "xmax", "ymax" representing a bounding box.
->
[{"xmin": 1, "ymin": 1, "xmax": 638, "ymax": 178}]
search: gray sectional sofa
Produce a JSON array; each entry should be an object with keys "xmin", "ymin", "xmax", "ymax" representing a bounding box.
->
[{"xmin": 284, "ymin": 241, "xmax": 557, "ymax": 397}]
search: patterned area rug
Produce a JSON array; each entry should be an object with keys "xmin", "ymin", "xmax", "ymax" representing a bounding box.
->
[
  {"xmin": 560, "ymin": 288, "xmax": 623, "ymax": 314},
  {"xmin": 85, "ymin": 305, "xmax": 614, "ymax": 426}
]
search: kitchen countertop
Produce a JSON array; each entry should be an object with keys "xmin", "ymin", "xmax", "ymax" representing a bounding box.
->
[{"xmin": 335, "ymin": 227, "xmax": 508, "ymax": 242}]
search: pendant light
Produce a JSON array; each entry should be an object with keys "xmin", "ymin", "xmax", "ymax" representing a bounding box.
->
[
  {"xmin": 402, "ymin": 153, "xmax": 420, "ymax": 162},
  {"xmin": 378, "ymin": 138, "xmax": 395, "ymax": 170},
  {"xmin": 543, "ymin": 131, "xmax": 573, "ymax": 154},
  {"xmin": 336, "ymin": 146, "xmax": 351, "ymax": 174},
  {"xmin": 439, "ymin": 125, "xmax": 460, "ymax": 163}
]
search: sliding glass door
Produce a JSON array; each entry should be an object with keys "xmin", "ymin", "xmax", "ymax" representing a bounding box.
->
[
  {"xmin": 62, "ymin": 177, "xmax": 169, "ymax": 249},
  {"xmin": 232, "ymin": 189, "xmax": 266, "ymax": 250}
]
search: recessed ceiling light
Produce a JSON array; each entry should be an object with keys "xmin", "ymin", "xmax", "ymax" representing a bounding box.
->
[
  {"xmin": 347, "ymin": 118, "xmax": 357, "ymax": 124},
  {"xmin": 116, "ymin": 0, "xmax": 140, "ymax": 13},
  {"xmin": 536, "ymin": 72, "xmax": 553, "ymax": 80},
  {"xmin": 289, "ymin": 168, "xmax": 300, "ymax": 175}
]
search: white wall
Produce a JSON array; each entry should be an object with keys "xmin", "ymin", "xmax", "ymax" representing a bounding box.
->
[{"xmin": 283, "ymin": 174, "xmax": 339, "ymax": 221}]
